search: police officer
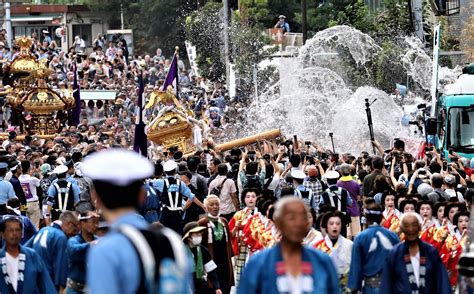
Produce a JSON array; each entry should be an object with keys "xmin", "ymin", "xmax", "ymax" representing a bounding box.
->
[
  {"xmin": 46, "ymin": 165, "xmax": 80, "ymax": 222},
  {"xmin": 153, "ymin": 160, "xmax": 205, "ymax": 234},
  {"xmin": 82, "ymin": 149, "xmax": 191, "ymax": 293},
  {"xmin": 320, "ymin": 170, "xmax": 353, "ymax": 214},
  {"xmin": 0, "ymin": 162, "xmax": 16, "ymax": 215}
]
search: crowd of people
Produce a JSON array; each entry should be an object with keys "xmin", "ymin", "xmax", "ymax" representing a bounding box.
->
[
  {"xmin": 0, "ymin": 29, "xmax": 473, "ymax": 294},
  {"xmin": 0, "ymin": 129, "xmax": 472, "ymax": 293},
  {"xmin": 0, "ymin": 29, "xmax": 237, "ymax": 144}
]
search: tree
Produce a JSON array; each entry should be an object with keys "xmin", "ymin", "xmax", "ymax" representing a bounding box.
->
[
  {"xmin": 302, "ymin": 0, "xmax": 358, "ymax": 35},
  {"xmin": 186, "ymin": 2, "xmax": 225, "ymax": 81},
  {"xmin": 459, "ymin": 2, "xmax": 474, "ymax": 62},
  {"xmin": 373, "ymin": 0, "xmax": 412, "ymax": 41},
  {"xmin": 87, "ymin": 0, "xmax": 195, "ymax": 56},
  {"xmin": 332, "ymin": 0, "xmax": 375, "ymax": 33}
]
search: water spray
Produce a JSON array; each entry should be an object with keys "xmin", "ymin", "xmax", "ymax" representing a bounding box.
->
[{"xmin": 364, "ymin": 98, "xmax": 377, "ymax": 154}]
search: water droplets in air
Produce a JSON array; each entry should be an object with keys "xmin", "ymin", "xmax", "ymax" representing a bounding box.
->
[{"xmin": 245, "ymin": 25, "xmax": 445, "ymax": 153}]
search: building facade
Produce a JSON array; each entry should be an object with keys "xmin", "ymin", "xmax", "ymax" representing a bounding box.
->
[{"xmin": 4, "ymin": 4, "xmax": 108, "ymax": 52}]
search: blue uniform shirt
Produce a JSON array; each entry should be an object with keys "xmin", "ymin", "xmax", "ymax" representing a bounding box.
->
[
  {"xmin": 153, "ymin": 178, "xmax": 195, "ymax": 202},
  {"xmin": 47, "ymin": 177, "xmax": 81, "ymax": 204},
  {"xmin": 320, "ymin": 185, "xmax": 353, "ymax": 206},
  {"xmin": 87, "ymin": 213, "xmax": 149, "ymax": 293},
  {"xmin": 24, "ymin": 224, "xmax": 69, "ymax": 288},
  {"xmin": 87, "ymin": 212, "xmax": 191, "ymax": 293},
  {"xmin": 0, "ymin": 178, "xmax": 16, "ymax": 205}
]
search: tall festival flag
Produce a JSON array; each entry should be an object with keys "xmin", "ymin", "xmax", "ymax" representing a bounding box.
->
[
  {"xmin": 133, "ymin": 73, "xmax": 147, "ymax": 157},
  {"xmin": 162, "ymin": 48, "xmax": 179, "ymax": 95},
  {"xmin": 72, "ymin": 62, "xmax": 81, "ymax": 125}
]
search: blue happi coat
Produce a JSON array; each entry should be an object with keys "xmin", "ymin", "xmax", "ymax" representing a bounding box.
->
[
  {"xmin": 67, "ymin": 233, "xmax": 95, "ymax": 285},
  {"xmin": 347, "ymin": 224, "xmax": 400, "ymax": 294},
  {"xmin": 24, "ymin": 223, "xmax": 69, "ymax": 288},
  {"xmin": 139, "ymin": 182, "xmax": 160, "ymax": 223},
  {"xmin": 238, "ymin": 244, "xmax": 340, "ymax": 294},
  {"xmin": 380, "ymin": 240, "xmax": 451, "ymax": 294},
  {"xmin": 0, "ymin": 245, "xmax": 56, "ymax": 293}
]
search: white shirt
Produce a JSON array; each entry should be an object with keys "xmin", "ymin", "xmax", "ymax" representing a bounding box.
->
[
  {"xmin": 445, "ymin": 189, "xmax": 465, "ymax": 203},
  {"xmin": 410, "ymin": 252, "xmax": 420, "ymax": 287},
  {"xmin": 6, "ymin": 252, "xmax": 19, "ymax": 291},
  {"xmin": 287, "ymin": 274, "xmax": 302, "ymax": 294},
  {"xmin": 208, "ymin": 175, "xmax": 237, "ymax": 215},
  {"xmin": 265, "ymin": 172, "xmax": 281, "ymax": 191},
  {"xmin": 18, "ymin": 174, "xmax": 40, "ymax": 202},
  {"xmin": 276, "ymin": 273, "xmax": 314, "ymax": 294}
]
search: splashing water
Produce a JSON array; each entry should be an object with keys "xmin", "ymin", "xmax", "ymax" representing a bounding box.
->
[
  {"xmin": 299, "ymin": 25, "xmax": 381, "ymax": 67},
  {"xmin": 244, "ymin": 25, "xmax": 439, "ymax": 154},
  {"xmin": 401, "ymin": 37, "xmax": 433, "ymax": 91}
]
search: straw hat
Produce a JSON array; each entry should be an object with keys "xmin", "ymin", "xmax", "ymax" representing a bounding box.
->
[{"xmin": 182, "ymin": 221, "xmax": 206, "ymax": 241}]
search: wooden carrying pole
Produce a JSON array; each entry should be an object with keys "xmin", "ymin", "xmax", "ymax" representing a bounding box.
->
[{"xmin": 214, "ymin": 129, "xmax": 281, "ymax": 152}]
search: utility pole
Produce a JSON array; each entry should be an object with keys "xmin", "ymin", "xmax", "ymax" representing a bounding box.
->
[
  {"xmin": 411, "ymin": 0, "xmax": 424, "ymax": 42},
  {"xmin": 5, "ymin": 0, "xmax": 12, "ymax": 48},
  {"xmin": 301, "ymin": 0, "xmax": 307, "ymax": 43},
  {"xmin": 223, "ymin": 0, "xmax": 230, "ymax": 89},
  {"xmin": 120, "ymin": 3, "xmax": 124, "ymax": 30}
]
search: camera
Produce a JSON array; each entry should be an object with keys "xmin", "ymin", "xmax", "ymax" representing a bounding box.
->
[
  {"xmin": 283, "ymin": 140, "xmax": 293, "ymax": 147},
  {"xmin": 248, "ymin": 150, "xmax": 256, "ymax": 161}
]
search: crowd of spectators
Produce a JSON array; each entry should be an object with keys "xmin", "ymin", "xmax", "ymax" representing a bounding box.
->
[{"xmin": 0, "ymin": 29, "xmax": 237, "ymax": 148}]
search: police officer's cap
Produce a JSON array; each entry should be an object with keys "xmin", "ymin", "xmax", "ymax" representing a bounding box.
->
[
  {"xmin": 325, "ymin": 170, "xmax": 340, "ymax": 180},
  {"xmin": 163, "ymin": 160, "xmax": 178, "ymax": 173},
  {"xmin": 81, "ymin": 149, "xmax": 153, "ymax": 186},
  {"xmin": 291, "ymin": 170, "xmax": 306, "ymax": 180},
  {"xmin": 52, "ymin": 165, "xmax": 68, "ymax": 175}
]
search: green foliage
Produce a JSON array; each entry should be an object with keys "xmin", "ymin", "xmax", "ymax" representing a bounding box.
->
[
  {"xmin": 264, "ymin": 0, "xmax": 300, "ymax": 31},
  {"xmin": 230, "ymin": 20, "xmax": 275, "ymax": 78},
  {"xmin": 184, "ymin": 1, "xmax": 277, "ymax": 85},
  {"xmin": 238, "ymin": 0, "xmax": 270, "ymax": 24},
  {"xmin": 373, "ymin": 0, "xmax": 412, "ymax": 40},
  {"xmin": 334, "ymin": 0, "xmax": 375, "ymax": 33},
  {"xmin": 41, "ymin": 0, "xmax": 88, "ymax": 3},
  {"xmin": 87, "ymin": 0, "xmax": 195, "ymax": 56},
  {"xmin": 374, "ymin": 41, "xmax": 406, "ymax": 92},
  {"xmin": 305, "ymin": 0, "xmax": 358, "ymax": 34}
]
